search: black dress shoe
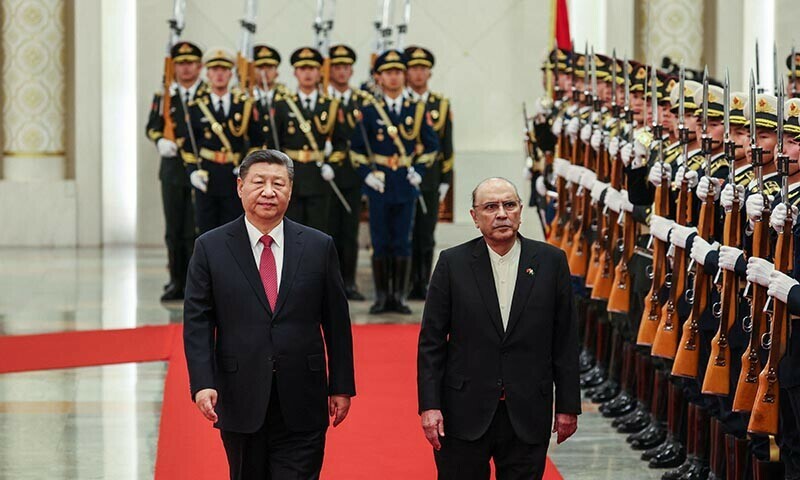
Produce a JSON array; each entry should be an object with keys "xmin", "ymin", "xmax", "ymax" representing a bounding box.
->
[
  {"xmin": 612, "ymin": 405, "xmax": 643, "ymax": 428},
  {"xmin": 647, "ymin": 438, "xmax": 685, "ymax": 468},
  {"xmin": 163, "ymin": 281, "xmax": 174, "ymax": 292},
  {"xmin": 579, "ymin": 349, "xmax": 595, "ymax": 373},
  {"xmin": 615, "ymin": 407, "xmax": 651, "ymax": 433},
  {"xmin": 660, "ymin": 456, "xmax": 695, "ymax": 479},
  {"xmin": 600, "ymin": 391, "xmax": 636, "ymax": 417},
  {"xmin": 394, "ymin": 302, "xmax": 413, "ymax": 314},
  {"xmin": 345, "ymin": 286, "xmax": 366, "ymax": 301},
  {"xmin": 632, "ymin": 422, "xmax": 667, "ymax": 451},
  {"xmin": 590, "ymin": 381, "xmax": 620, "ymax": 403},
  {"xmin": 580, "ymin": 366, "xmax": 607, "ymax": 389},
  {"xmin": 160, "ymin": 284, "xmax": 184, "ymax": 302},
  {"xmin": 673, "ymin": 459, "xmax": 709, "ymax": 480}
]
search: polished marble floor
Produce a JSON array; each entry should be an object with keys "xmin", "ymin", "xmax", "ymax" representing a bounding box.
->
[{"xmin": 0, "ymin": 225, "xmax": 665, "ymax": 478}]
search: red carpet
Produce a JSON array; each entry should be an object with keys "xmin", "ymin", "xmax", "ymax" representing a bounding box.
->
[{"xmin": 0, "ymin": 324, "xmax": 562, "ymax": 479}]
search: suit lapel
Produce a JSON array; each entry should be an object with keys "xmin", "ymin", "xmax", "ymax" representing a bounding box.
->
[
  {"xmin": 272, "ymin": 219, "xmax": 305, "ymax": 317},
  {"xmin": 226, "ymin": 216, "xmax": 271, "ymax": 314},
  {"xmin": 504, "ymin": 237, "xmax": 540, "ymax": 339},
  {"xmin": 470, "ymin": 239, "xmax": 505, "ymax": 338}
]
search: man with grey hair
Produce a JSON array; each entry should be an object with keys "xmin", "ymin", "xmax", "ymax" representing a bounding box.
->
[
  {"xmin": 417, "ymin": 177, "xmax": 581, "ymax": 479},
  {"xmin": 184, "ymin": 149, "xmax": 355, "ymax": 479}
]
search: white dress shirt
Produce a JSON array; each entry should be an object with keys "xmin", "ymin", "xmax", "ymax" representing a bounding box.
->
[
  {"xmin": 328, "ymin": 86, "xmax": 352, "ymax": 106},
  {"xmin": 407, "ymin": 87, "xmax": 430, "ymax": 104},
  {"xmin": 298, "ymin": 89, "xmax": 318, "ymax": 111},
  {"xmin": 487, "ymin": 239, "xmax": 521, "ymax": 330},
  {"xmin": 384, "ymin": 95, "xmax": 403, "ymax": 116},
  {"xmin": 177, "ymin": 79, "xmax": 202, "ymax": 103},
  {"xmin": 209, "ymin": 91, "xmax": 231, "ymax": 117},
  {"xmin": 244, "ymin": 216, "xmax": 285, "ymax": 289}
]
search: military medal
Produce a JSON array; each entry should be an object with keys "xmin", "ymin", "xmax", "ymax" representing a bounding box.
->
[
  {"xmin": 405, "ymin": 116, "xmax": 413, "ymax": 126},
  {"xmin": 234, "ymin": 112, "xmax": 242, "ymax": 121},
  {"xmin": 288, "ymin": 122, "xmax": 296, "ymax": 135},
  {"xmin": 320, "ymin": 111, "xmax": 328, "ymax": 122},
  {"xmin": 376, "ymin": 129, "xmax": 385, "ymax": 142}
]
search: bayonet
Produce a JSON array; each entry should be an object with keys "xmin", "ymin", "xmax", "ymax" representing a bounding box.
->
[
  {"xmin": 793, "ymin": 45, "xmax": 797, "ymax": 98},
  {"xmin": 756, "ymin": 39, "xmax": 763, "ymax": 94},
  {"xmin": 396, "ymin": 0, "xmax": 412, "ymax": 50},
  {"xmin": 750, "ymin": 70, "xmax": 766, "ymax": 204},
  {"xmin": 773, "ymin": 42, "xmax": 779, "ymax": 96},
  {"xmin": 236, "ymin": 0, "xmax": 258, "ymax": 93},
  {"xmin": 379, "ymin": 0, "xmax": 395, "ymax": 52},
  {"xmin": 724, "ymin": 68, "xmax": 735, "ymax": 193},
  {"xmin": 611, "ymin": 49, "xmax": 618, "ymax": 113}
]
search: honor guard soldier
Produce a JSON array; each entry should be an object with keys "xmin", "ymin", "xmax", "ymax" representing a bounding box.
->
[
  {"xmin": 272, "ymin": 47, "xmax": 348, "ymax": 232},
  {"xmin": 177, "ymin": 47, "xmax": 262, "ymax": 234},
  {"xmin": 326, "ymin": 44, "xmax": 371, "ymax": 300},
  {"xmin": 403, "ymin": 46, "xmax": 454, "ymax": 300},
  {"xmin": 350, "ymin": 49, "xmax": 440, "ymax": 314},
  {"xmin": 251, "ymin": 44, "xmax": 285, "ymax": 150},
  {"xmin": 145, "ymin": 40, "xmax": 208, "ymax": 301}
]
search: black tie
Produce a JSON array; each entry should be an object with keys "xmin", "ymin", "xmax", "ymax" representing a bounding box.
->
[
  {"xmin": 305, "ymin": 98, "xmax": 312, "ymax": 111},
  {"xmin": 216, "ymin": 99, "xmax": 224, "ymax": 117},
  {"xmin": 184, "ymin": 90, "xmax": 190, "ymax": 105}
]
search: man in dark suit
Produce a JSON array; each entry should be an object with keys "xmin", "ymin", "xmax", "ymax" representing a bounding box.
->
[
  {"xmin": 184, "ymin": 149, "xmax": 356, "ymax": 479},
  {"xmin": 417, "ymin": 177, "xmax": 581, "ymax": 479}
]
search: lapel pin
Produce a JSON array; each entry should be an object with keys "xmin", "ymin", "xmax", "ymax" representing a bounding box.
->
[{"xmin": 525, "ymin": 267, "xmax": 535, "ymax": 276}]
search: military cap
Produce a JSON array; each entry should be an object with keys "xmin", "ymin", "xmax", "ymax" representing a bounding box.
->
[
  {"xmin": 374, "ymin": 49, "xmax": 407, "ymax": 72},
  {"xmin": 573, "ymin": 52, "xmax": 587, "ymax": 78},
  {"xmin": 290, "ymin": 47, "xmax": 323, "ymax": 68},
  {"xmin": 629, "ymin": 62, "xmax": 649, "ymax": 92},
  {"xmin": 645, "ymin": 70, "xmax": 665, "ymax": 99},
  {"xmin": 171, "ymin": 41, "xmax": 202, "ymax": 63},
  {"xmin": 203, "ymin": 47, "xmax": 235, "ymax": 69},
  {"xmin": 786, "ymin": 52, "xmax": 800, "ymax": 77},
  {"xmin": 744, "ymin": 93, "xmax": 778, "ymax": 129},
  {"xmin": 692, "ymin": 85, "xmax": 724, "ymax": 117},
  {"xmin": 594, "ymin": 54, "xmax": 612, "ymax": 81},
  {"xmin": 660, "ymin": 75, "xmax": 677, "ymax": 103},
  {"xmin": 253, "ymin": 44, "xmax": 281, "ymax": 67},
  {"xmin": 669, "ymin": 79, "xmax": 701, "ymax": 113},
  {"xmin": 727, "ymin": 92, "xmax": 748, "ymax": 125},
  {"xmin": 405, "ymin": 46, "xmax": 435, "ymax": 68},
  {"xmin": 784, "ymin": 98, "xmax": 800, "ymax": 135},
  {"xmin": 329, "ymin": 44, "xmax": 357, "ymax": 65}
]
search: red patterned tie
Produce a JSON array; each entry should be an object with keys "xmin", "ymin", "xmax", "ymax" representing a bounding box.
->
[{"xmin": 259, "ymin": 235, "xmax": 278, "ymax": 311}]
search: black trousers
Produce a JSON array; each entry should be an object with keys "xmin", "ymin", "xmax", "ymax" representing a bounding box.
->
[
  {"xmin": 411, "ymin": 189, "xmax": 440, "ymax": 290},
  {"xmin": 434, "ymin": 402, "xmax": 549, "ymax": 480},
  {"xmin": 287, "ymin": 194, "xmax": 331, "ymax": 234},
  {"xmin": 194, "ymin": 191, "xmax": 243, "ymax": 234},
  {"xmin": 327, "ymin": 185, "xmax": 362, "ymax": 288},
  {"xmin": 161, "ymin": 180, "xmax": 195, "ymax": 287},
  {"xmin": 220, "ymin": 384, "xmax": 327, "ymax": 480}
]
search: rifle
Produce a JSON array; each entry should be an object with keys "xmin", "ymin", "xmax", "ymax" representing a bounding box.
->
[
  {"xmin": 591, "ymin": 50, "xmax": 619, "ymax": 301},
  {"xmin": 395, "ymin": 0, "xmax": 412, "ymax": 50},
  {"xmin": 703, "ymin": 69, "xmax": 742, "ymax": 395},
  {"xmin": 523, "ymin": 103, "xmax": 547, "ymax": 232},
  {"xmin": 568, "ymin": 46, "xmax": 596, "ymax": 277},
  {"xmin": 560, "ymin": 45, "xmax": 583, "ymax": 254},
  {"xmin": 313, "ymin": 0, "xmax": 335, "ymax": 93},
  {"xmin": 673, "ymin": 66, "xmax": 715, "ymax": 379},
  {"xmin": 547, "ymin": 45, "xmax": 576, "ymax": 248},
  {"xmin": 749, "ymin": 77, "xmax": 790, "ymax": 435},
  {"xmin": 733, "ymin": 71, "xmax": 772, "ymax": 412},
  {"xmin": 236, "ymin": 0, "xmax": 258, "ymax": 95},
  {"xmin": 608, "ymin": 55, "xmax": 636, "ymax": 314},
  {"xmin": 160, "ymin": 0, "xmax": 186, "ymax": 142},
  {"xmin": 637, "ymin": 62, "xmax": 678, "ymax": 346}
]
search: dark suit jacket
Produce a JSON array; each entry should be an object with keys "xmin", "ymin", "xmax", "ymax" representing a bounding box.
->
[
  {"xmin": 417, "ymin": 235, "xmax": 581, "ymax": 444},
  {"xmin": 184, "ymin": 216, "xmax": 356, "ymax": 434}
]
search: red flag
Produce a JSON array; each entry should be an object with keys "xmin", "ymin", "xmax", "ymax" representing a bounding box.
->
[{"xmin": 555, "ymin": 0, "xmax": 571, "ymax": 51}]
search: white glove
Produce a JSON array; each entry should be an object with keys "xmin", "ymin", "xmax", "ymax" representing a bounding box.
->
[
  {"xmin": 524, "ymin": 166, "xmax": 533, "ymax": 181},
  {"xmin": 439, "ymin": 183, "xmax": 450, "ymax": 203},
  {"xmin": 620, "ymin": 142, "xmax": 634, "ymax": 166},
  {"xmin": 567, "ymin": 165, "xmax": 585, "ymax": 184},
  {"xmin": 534, "ymin": 176, "xmax": 546, "ymax": 196},
  {"xmin": 604, "ymin": 188, "xmax": 622, "ymax": 212},
  {"xmin": 190, "ymin": 169, "xmax": 209, "ymax": 193},
  {"xmin": 675, "ymin": 166, "xmax": 699, "ymax": 189},
  {"xmin": 746, "ymin": 194, "xmax": 773, "ymax": 225},
  {"xmin": 553, "ymin": 158, "xmax": 569, "ymax": 178},
  {"xmin": 580, "ymin": 124, "xmax": 592, "ymax": 142},
  {"xmin": 720, "ymin": 184, "xmax": 744, "ymax": 210},
  {"xmin": 619, "ymin": 190, "xmax": 634, "ymax": 212},
  {"xmin": 533, "ymin": 98, "xmax": 549, "ymax": 119},
  {"xmin": 157, "ymin": 138, "xmax": 178, "ymax": 157},
  {"xmin": 690, "ymin": 237, "xmax": 719, "ymax": 266},
  {"xmin": 590, "ymin": 129, "xmax": 603, "ymax": 151},
  {"xmin": 407, "ymin": 166, "xmax": 422, "ymax": 187},
  {"xmin": 670, "ymin": 224, "xmax": 698, "ymax": 249},
  {"xmin": 590, "ymin": 181, "xmax": 609, "ymax": 202},
  {"xmin": 770, "ymin": 203, "xmax": 798, "ymax": 232},
  {"xmin": 566, "ymin": 117, "xmax": 580, "ymax": 140},
  {"xmin": 718, "ymin": 246, "xmax": 744, "ymax": 272},
  {"xmin": 696, "ymin": 177, "xmax": 722, "ymax": 202},
  {"xmin": 324, "ymin": 139, "xmax": 334, "ymax": 157},
  {"xmin": 634, "ymin": 139, "xmax": 648, "ymax": 158},
  {"xmin": 746, "ymin": 257, "xmax": 775, "ymax": 288},
  {"xmin": 608, "ymin": 136, "xmax": 621, "ymax": 157},
  {"xmin": 768, "ymin": 270, "xmax": 800, "ymax": 304},
  {"xmin": 552, "ymin": 116, "xmax": 564, "ymax": 136},
  {"xmin": 365, "ymin": 172, "xmax": 385, "ymax": 193},
  {"xmin": 579, "ymin": 170, "xmax": 597, "ymax": 190},
  {"xmin": 648, "ymin": 162, "xmax": 672, "ymax": 187},
  {"xmin": 649, "ymin": 215, "xmax": 675, "ymax": 242},
  {"xmin": 320, "ymin": 163, "xmax": 335, "ymax": 182}
]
